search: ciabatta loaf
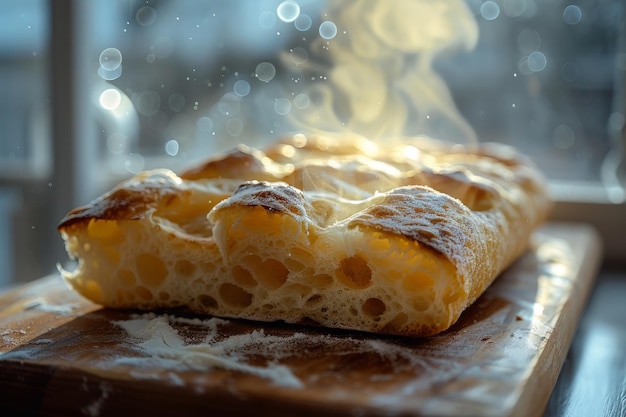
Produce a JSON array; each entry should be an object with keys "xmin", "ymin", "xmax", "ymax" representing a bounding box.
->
[{"xmin": 58, "ymin": 134, "xmax": 551, "ymax": 336}]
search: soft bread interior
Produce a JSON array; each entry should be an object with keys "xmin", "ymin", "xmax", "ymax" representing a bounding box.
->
[{"xmin": 208, "ymin": 187, "xmax": 465, "ymax": 336}]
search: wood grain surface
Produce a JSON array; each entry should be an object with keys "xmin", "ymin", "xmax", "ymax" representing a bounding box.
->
[{"xmin": 0, "ymin": 223, "xmax": 602, "ymax": 417}]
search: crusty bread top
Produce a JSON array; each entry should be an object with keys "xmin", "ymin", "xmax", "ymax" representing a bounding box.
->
[{"xmin": 59, "ymin": 133, "xmax": 550, "ymax": 283}]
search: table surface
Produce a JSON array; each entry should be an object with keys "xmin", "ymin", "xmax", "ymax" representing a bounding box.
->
[{"xmin": 543, "ymin": 266, "xmax": 626, "ymax": 417}]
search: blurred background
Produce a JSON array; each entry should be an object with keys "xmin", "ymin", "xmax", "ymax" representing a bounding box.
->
[{"xmin": 1, "ymin": 0, "xmax": 624, "ymax": 287}]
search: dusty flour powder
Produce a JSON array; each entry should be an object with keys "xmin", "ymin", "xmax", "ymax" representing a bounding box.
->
[
  {"xmin": 110, "ymin": 313, "xmax": 438, "ymax": 391},
  {"xmin": 112, "ymin": 314, "xmax": 304, "ymax": 388}
]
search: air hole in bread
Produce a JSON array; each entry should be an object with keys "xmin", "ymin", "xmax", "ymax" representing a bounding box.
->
[
  {"xmin": 303, "ymin": 274, "xmax": 334, "ymax": 288},
  {"xmin": 134, "ymin": 285, "xmax": 154, "ymax": 301},
  {"xmin": 135, "ymin": 253, "xmax": 168, "ymax": 286},
  {"xmin": 289, "ymin": 283, "xmax": 313, "ymax": 298},
  {"xmin": 288, "ymin": 247, "xmax": 315, "ymax": 265},
  {"xmin": 232, "ymin": 265, "xmax": 258, "ymax": 288},
  {"xmin": 305, "ymin": 294, "xmax": 323, "ymax": 305},
  {"xmin": 362, "ymin": 297, "xmax": 386, "ymax": 318},
  {"xmin": 198, "ymin": 294, "xmax": 218, "ymax": 309},
  {"xmin": 284, "ymin": 258, "xmax": 306, "ymax": 273},
  {"xmin": 243, "ymin": 256, "xmax": 289, "ymax": 290},
  {"xmin": 219, "ymin": 283, "xmax": 253, "ymax": 307},
  {"xmin": 199, "ymin": 261, "xmax": 217, "ymax": 274},
  {"xmin": 174, "ymin": 259, "xmax": 196, "ymax": 276},
  {"xmin": 382, "ymin": 313, "xmax": 409, "ymax": 332},
  {"xmin": 338, "ymin": 255, "xmax": 372, "ymax": 289}
]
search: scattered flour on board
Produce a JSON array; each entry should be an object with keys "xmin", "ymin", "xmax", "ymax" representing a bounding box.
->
[
  {"xmin": 110, "ymin": 313, "xmax": 449, "ymax": 392},
  {"xmin": 112, "ymin": 314, "xmax": 303, "ymax": 388}
]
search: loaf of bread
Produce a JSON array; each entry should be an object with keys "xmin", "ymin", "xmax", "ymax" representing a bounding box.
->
[{"xmin": 57, "ymin": 134, "xmax": 551, "ymax": 336}]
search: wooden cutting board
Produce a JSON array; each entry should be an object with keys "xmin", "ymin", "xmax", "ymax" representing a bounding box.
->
[{"xmin": 0, "ymin": 223, "xmax": 602, "ymax": 417}]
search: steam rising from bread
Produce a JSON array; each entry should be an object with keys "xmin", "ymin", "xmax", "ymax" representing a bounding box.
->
[{"xmin": 286, "ymin": 0, "xmax": 479, "ymax": 143}]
